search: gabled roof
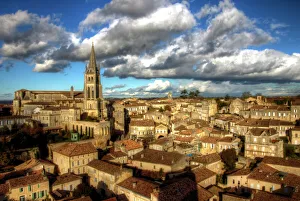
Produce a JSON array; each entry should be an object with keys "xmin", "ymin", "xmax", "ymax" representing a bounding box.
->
[
  {"xmin": 7, "ymin": 174, "xmax": 48, "ymax": 188},
  {"xmin": 87, "ymin": 160, "xmax": 123, "ymax": 175},
  {"xmin": 248, "ymin": 128, "xmax": 277, "ymax": 136},
  {"xmin": 191, "ymin": 153, "xmax": 221, "ymax": 164},
  {"xmin": 132, "ymin": 149, "xmax": 185, "ymax": 166},
  {"xmin": 117, "ymin": 177, "xmax": 158, "ymax": 199},
  {"xmin": 53, "ymin": 142, "xmax": 97, "ymax": 157},
  {"xmin": 192, "ymin": 167, "xmax": 216, "ymax": 183},
  {"xmin": 52, "ymin": 173, "xmax": 81, "ymax": 186},
  {"xmin": 262, "ymin": 156, "xmax": 300, "ymax": 168}
]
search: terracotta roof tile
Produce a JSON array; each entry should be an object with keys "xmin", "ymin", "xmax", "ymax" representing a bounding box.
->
[
  {"xmin": 228, "ymin": 168, "xmax": 251, "ymax": 176},
  {"xmin": 0, "ymin": 184, "xmax": 9, "ymax": 195},
  {"xmin": 87, "ymin": 160, "xmax": 123, "ymax": 175},
  {"xmin": 262, "ymin": 156, "xmax": 300, "ymax": 168},
  {"xmin": 197, "ymin": 185, "xmax": 214, "ymax": 201},
  {"xmin": 192, "ymin": 167, "xmax": 216, "ymax": 183},
  {"xmin": 200, "ymin": 136, "xmax": 220, "ymax": 144},
  {"xmin": 130, "ymin": 120, "xmax": 155, "ymax": 127},
  {"xmin": 248, "ymin": 164, "xmax": 300, "ymax": 187},
  {"xmin": 52, "ymin": 173, "xmax": 81, "ymax": 186},
  {"xmin": 132, "ymin": 149, "xmax": 185, "ymax": 166},
  {"xmin": 53, "ymin": 142, "xmax": 97, "ymax": 157},
  {"xmin": 191, "ymin": 153, "xmax": 221, "ymax": 164},
  {"xmin": 115, "ymin": 139, "xmax": 143, "ymax": 151},
  {"xmin": 7, "ymin": 174, "xmax": 48, "ymax": 188},
  {"xmin": 117, "ymin": 177, "xmax": 158, "ymax": 199},
  {"xmin": 152, "ymin": 178, "xmax": 197, "ymax": 201}
]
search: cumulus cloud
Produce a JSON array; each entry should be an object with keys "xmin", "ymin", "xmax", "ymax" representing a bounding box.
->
[
  {"xmin": 0, "ymin": 0, "xmax": 299, "ymax": 95},
  {"xmin": 80, "ymin": 0, "xmax": 170, "ymax": 30},
  {"xmin": 33, "ymin": 60, "xmax": 70, "ymax": 72}
]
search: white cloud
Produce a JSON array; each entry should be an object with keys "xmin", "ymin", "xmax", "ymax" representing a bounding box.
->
[
  {"xmin": 270, "ymin": 23, "xmax": 288, "ymax": 30},
  {"xmin": 79, "ymin": 0, "xmax": 170, "ymax": 30},
  {"xmin": 145, "ymin": 80, "xmax": 172, "ymax": 92}
]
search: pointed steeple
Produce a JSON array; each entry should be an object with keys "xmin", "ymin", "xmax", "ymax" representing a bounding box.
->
[{"xmin": 87, "ymin": 42, "xmax": 97, "ymax": 71}]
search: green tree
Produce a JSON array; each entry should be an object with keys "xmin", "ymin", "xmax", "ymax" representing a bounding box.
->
[
  {"xmin": 220, "ymin": 148, "xmax": 237, "ymax": 171},
  {"xmin": 225, "ymin": 94, "xmax": 230, "ymax": 101},
  {"xmin": 241, "ymin": 91, "xmax": 252, "ymax": 99},
  {"xmin": 180, "ymin": 89, "xmax": 188, "ymax": 98}
]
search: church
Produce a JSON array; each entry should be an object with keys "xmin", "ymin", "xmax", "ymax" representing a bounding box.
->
[{"xmin": 12, "ymin": 44, "xmax": 110, "ymax": 147}]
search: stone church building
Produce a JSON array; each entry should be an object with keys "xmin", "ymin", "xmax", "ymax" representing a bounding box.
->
[{"xmin": 12, "ymin": 44, "xmax": 110, "ymax": 148}]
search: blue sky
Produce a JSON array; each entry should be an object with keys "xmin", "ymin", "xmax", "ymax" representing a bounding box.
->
[{"xmin": 0, "ymin": 0, "xmax": 300, "ymax": 100}]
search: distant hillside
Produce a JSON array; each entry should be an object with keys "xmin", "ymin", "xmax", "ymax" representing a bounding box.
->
[{"xmin": 0, "ymin": 100, "xmax": 13, "ymax": 104}]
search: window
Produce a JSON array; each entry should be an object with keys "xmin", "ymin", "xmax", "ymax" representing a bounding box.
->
[
  {"xmin": 19, "ymin": 187, "xmax": 24, "ymax": 192},
  {"xmin": 253, "ymin": 138, "xmax": 257, "ymax": 142},
  {"xmin": 70, "ymin": 185, "xmax": 73, "ymax": 191},
  {"xmin": 94, "ymin": 178, "xmax": 97, "ymax": 182},
  {"xmin": 262, "ymin": 138, "xmax": 265, "ymax": 143},
  {"xmin": 38, "ymin": 184, "xmax": 40, "ymax": 188},
  {"xmin": 72, "ymin": 161, "xmax": 74, "ymax": 167},
  {"xmin": 28, "ymin": 185, "xmax": 31, "ymax": 191},
  {"xmin": 154, "ymin": 165, "xmax": 156, "ymax": 170},
  {"xmin": 19, "ymin": 196, "xmax": 25, "ymax": 201},
  {"xmin": 233, "ymin": 179, "xmax": 235, "ymax": 184},
  {"xmin": 32, "ymin": 192, "xmax": 37, "ymax": 200},
  {"xmin": 140, "ymin": 163, "xmax": 143, "ymax": 167}
]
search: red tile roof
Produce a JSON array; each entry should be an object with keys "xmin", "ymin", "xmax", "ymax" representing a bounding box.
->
[
  {"xmin": 7, "ymin": 174, "xmax": 48, "ymax": 188},
  {"xmin": 262, "ymin": 156, "xmax": 300, "ymax": 168},
  {"xmin": 87, "ymin": 160, "xmax": 124, "ymax": 175},
  {"xmin": 132, "ymin": 149, "xmax": 185, "ymax": 166},
  {"xmin": 115, "ymin": 139, "xmax": 143, "ymax": 151},
  {"xmin": 52, "ymin": 173, "xmax": 82, "ymax": 186},
  {"xmin": 152, "ymin": 178, "xmax": 198, "ymax": 201},
  {"xmin": 191, "ymin": 153, "xmax": 221, "ymax": 164},
  {"xmin": 53, "ymin": 142, "xmax": 97, "ymax": 157},
  {"xmin": 200, "ymin": 136, "xmax": 220, "ymax": 144},
  {"xmin": 117, "ymin": 177, "xmax": 158, "ymax": 199},
  {"xmin": 192, "ymin": 167, "xmax": 216, "ymax": 183}
]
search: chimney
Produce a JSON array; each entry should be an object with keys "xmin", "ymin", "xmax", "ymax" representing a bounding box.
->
[{"xmin": 132, "ymin": 181, "xmax": 137, "ymax": 188}]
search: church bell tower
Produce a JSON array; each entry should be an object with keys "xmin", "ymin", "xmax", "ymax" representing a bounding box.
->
[{"xmin": 83, "ymin": 43, "xmax": 104, "ymax": 118}]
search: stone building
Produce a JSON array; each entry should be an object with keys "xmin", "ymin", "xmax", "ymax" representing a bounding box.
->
[
  {"xmin": 0, "ymin": 115, "xmax": 30, "ymax": 129},
  {"xmin": 129, "ymin": 119, "xmax": 155, "ymax": 140},
  {"xmin": 262, "ymin": 156, "xmax": 300, "ymax": 176},
  {"xmin": 245, "ymin": 128, "xmax": 284, "ymax": 158},
  {"xmin": 131, "ymin": 149, "xmax": 187, "ymax": 173},
  {"xmin": 290, "ymin": 127, "xmax": 300, "ymax": 145},
  {"xmin": 52, "ymin": 173, "xmax": 82, "ymax": 191},
  {"xmin": 116, "ymin": 177, "xmax": 158, "ymax": 201},
  {"xmin": 227, "ymin": 168, "xmax": 251, "ymax": 188},
  {"xmin": 52, "ymin": 142, "xmax": 98, "ymax": 174},
  {"xmin": 13, "ymin": 43, "xmax": 107, "ymax": 124},
  {"xmin": 87, "ymin": 159, "xmax": 132, "ymax": 195},
  {"xmin": 6, "ymin": 173, "xmax": 49, "ymax": 201}
]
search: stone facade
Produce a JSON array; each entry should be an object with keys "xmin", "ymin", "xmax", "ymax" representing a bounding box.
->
[
  {"xmin": 52, "ymin": 142, "xmax": 98, "ymax": 174},
  {"xmin": 245, "ymin": 128, "xmax": 284, "ymax": 158},
  {"xmin": 6, "ymin": 174, "xmax": 49, "ymax": 201}
]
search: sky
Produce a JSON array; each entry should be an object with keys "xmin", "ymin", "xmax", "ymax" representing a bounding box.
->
[{"xmin": 0, "ymin": 0, "xmax": 300, "ymax": 100}]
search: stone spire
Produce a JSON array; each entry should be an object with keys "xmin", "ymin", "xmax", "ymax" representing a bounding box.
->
[{"xmin": 87, "ymin": 42, "xmax": 97, "ymax": 72}]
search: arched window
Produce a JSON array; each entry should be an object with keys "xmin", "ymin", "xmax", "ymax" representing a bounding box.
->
[{"xmin": 87, "ymin": 87, "xmax": 90, "ymax": 98}]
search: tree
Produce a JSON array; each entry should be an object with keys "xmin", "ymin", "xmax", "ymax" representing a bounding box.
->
[
  {"xmin": 0, "ymin": 126, "xmax": 10, "ymax": 136},
  {"xmin": 225, "ymin": 94, "xmax": 230, "ymax": 101},
  {"xmin": 180, "ymin": 89, "xmax": 188, "ymax": 98},
  {"xmin": 241, "ymin": 91, "xmax": 252, "ymax": 99},
  {"xmin": 220, "ymin": 148, "xmax": 237, "ymax": 171}
]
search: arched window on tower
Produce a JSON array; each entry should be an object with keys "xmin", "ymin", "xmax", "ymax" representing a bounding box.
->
[
  {"xmin": 87, "ymin": 87, "xmax": 90, "ymax": 98},
  {"xmin": 88, "ymin": 77, "xmax": 90, "ymax": 81},
  {"xmin": 92, "ymin": 87, "xmax": 94, "ymax": 98}
]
